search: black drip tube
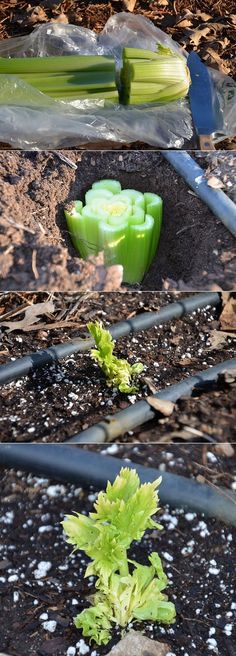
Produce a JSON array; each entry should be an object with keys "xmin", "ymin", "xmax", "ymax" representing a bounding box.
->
[
  {"xmin": 162, "ymin": 151, "xmax": 236, "ymax": 238},
  {"xmin": 0, "ymin": 292, "xmax": 220, "ymax": 386},
  {"xmin": 66, "ymin": 357, "xmax": 236, "ymax": 444},
  {"xmin": 0, "ymin": 445, "xmax": 235, "ymax": 526}
]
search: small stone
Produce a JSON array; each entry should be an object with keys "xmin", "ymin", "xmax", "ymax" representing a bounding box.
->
[{"xmin": 106, "ymin": 630, "xmax": 170, "ymax": 655}]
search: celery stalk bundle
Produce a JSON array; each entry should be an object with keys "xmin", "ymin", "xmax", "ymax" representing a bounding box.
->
[
  {"xmin": 0, "ymin": 55, "xmax": 118, "ymax": 102},
  {"xmin": 121, "ymin": 46, "xmax": 190, "ymax": 104},
  {"xmin": 64, "ymin": 179, "xmax": 163, "ymax": 284}
]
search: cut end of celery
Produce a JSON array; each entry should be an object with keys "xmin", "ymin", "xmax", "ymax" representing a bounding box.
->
[
  {"xmin": 64, "ymin": 179, "xmax": 163, "ymax": 284},
  {"xmin": 121, "ymin": 46, "xmax": 190, "ymax": 105}
]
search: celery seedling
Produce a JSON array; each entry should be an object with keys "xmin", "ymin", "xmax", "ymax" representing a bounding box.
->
[
  {"xmin": 87, "ymin": 320, "xmax": 143, "ymax": 393},
  {"xmin": 62, "ymin": 467, "xmax": 176, "ymax": 645},
  {"xmin": 64, "ymin": 179, "xmax": 163, "ymax": 284}
]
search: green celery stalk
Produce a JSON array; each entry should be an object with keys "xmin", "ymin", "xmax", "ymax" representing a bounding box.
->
[
  {"xmin": 0, "ymin": 54, "xmax": 118, "ymax": 103},
  {"xmin": 85, "ymin": 188, "xmax": 114, "ymax": 205},
  {"xmin": 81, "ymin": 206, "xmax": 102, "ymax": 255},
  {"xmin": 120, "ymin": 189, "xmax": 145, "ymax": 211},
  {"xmin": 99, "ymin": 219, "xmax": 128, "ymax": 267},
  {"xmin": 0, "ymin": 55, "xmax": 115, "ymax": 74},
  {"xmin": 122, "ymin": 47, "xmax": 162, "ymax": 60},
  {"xmin": 124, "ymin": 214, "xmax": 154, "ymax": 284},
  {"xmin": 64, "ymin": 202, "xmax": 89, "ymax": 259},
  {"xmin": 144, "ymin": 192, "xmax": 163, "ymax": 267},
  {"xmin": 127, "ymin": 207, "xmax": 145, "ymax": 225},
  {"xmin": 92, "ymin": 179, "xmax": 122, "ymax": 194}
]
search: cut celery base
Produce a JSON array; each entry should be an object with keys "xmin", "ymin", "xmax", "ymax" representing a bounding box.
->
[{"xmin": 64, "ymin": 179, "xmax": 163, "ymax": 284}]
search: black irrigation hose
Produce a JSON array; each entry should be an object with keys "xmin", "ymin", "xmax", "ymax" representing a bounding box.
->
[
  {"xmin": 0, "ymin": 444, "xmax": 235, "ymax": 526},
  {"xmin": 0, "ymin": 292, "xmax": 220, "ymax": 387},
  {"xmin": 66, "ymin": 357, "xmax": 236, "ymax": 444},
  {"xmin": 162, "ymin": 151, "xmax": 236, "ymax": 238}
]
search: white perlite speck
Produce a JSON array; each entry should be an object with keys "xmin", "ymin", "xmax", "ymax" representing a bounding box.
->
[
  {"xmin": 13, "ymin": 591, "xmax": 20, "ymax": 603},
  {"xmin": 8, "ymin": 574, "xmax": 19, "ymax": 582},
  {"xmin": 163, "ymin": 552, "xmax": 173, "ymax": 562},
  {"xmin": 0, "ymin": 510, "xmax": 14, "ymax": 525},
  {"xmin": 46, "ymin": 484, "xmax": 66, "ymax": 497},
  {"xmin": 207, "ymin": 452, "xmax": 217, "ymax": 463},
  {"xmin": 209, "ymin": 567, "xmax": 220, "ymax": 575},
  {"xmin": 34, "ymin": 561, "xmax": 52, "ymax": 579},
  {"xmin": 76, "ymin": 639, "xmax": 90, "ymax": 654},
  {"xmin": 42, "ymin": 620, "xmax": 57, "ymax": 633},
  {"xmin": 207, "ymin": 638, "xmax": 218, "ymax": 652},
  {"xmin": 39, "ymin": 612, "xmax": 48, "ymax": 620},
  {"xmin": 209, "ymin": 628, "xmax": 216, "ymax": 636},
  {"xmin": 38, "ymin": 525, "xmax": 53, "ymax": 533},
  {"xmin": 224, "ymin": 623, "xmax": 232, "ymax": 636},
  {"xmin": 102, "ymin": 444, "xmax": 119, "ymax": 455},
  {"xmin": 185, "ymin": 513, "xmax": 196, "ymax": 521},
  {"xmin": 67, "ymin": 648, "xmax": 76, "ymax": 656}
]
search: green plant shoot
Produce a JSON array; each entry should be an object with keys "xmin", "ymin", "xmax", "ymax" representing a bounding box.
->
[
  {"xmin": 87, "ymin": 320, "xmax": 143, "ymax": 393},
  {"xmin": 62, "ymin": 467, "xmax": 176, "ymax": 646}
]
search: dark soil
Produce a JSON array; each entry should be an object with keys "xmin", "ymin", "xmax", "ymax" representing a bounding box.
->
[
  {"xmin": 0, "ymin": 0, "xmax": 235, "ymax": 150},
  {"xmin": 0, "ymin": 151, "xmax": 235, "ymax": 292},
  {"xmin": 0, "ymin": 444, "xmax": 236, "ymax": 656},
  {"xmin": 0, "ymin": 291, "xmax": 235, "ymax": 443}
]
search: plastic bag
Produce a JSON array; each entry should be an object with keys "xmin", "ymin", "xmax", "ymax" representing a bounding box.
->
[{"xmin": 0, "ymin": 13, "xmax": 234, "ymax": 149}]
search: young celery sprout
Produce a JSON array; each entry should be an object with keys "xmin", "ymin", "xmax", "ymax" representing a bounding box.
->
[
  {"xmin": 64, "ymin": 179, "xmax": 163, "ymax": 284},
  {"xmin": 87, "ymin": 320, "xmax": 143, "ymax": 393},
  {"xmin": 62, "ymin": 467, "xmax": 176, "ymax": 646}
]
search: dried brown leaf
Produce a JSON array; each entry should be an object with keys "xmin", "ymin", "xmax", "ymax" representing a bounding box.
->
[
  {"xmin": 27, "ymin": 6, "xmax": 48, "ymax": 24},
  {"xmin": 207, "ymin": 175, "xmax": 225, "ymax": 189},
  {"xmin": 207, "ymin": 329, "xmax": 235, "ymax": 350},
  {"xmin": 221, "ymin": 370, "xmax": 236, "ymax": 384},
  {"xmin": 177, "ymin": 19, "xmax": 193, "ymax": 28},
  {"xmin": 0, "ymin": 300, "xmax": 55, "ymax": 333},
  {"xmin": 51, "ymin": 13, "xmax": 69, "ymax": 24},
  {"xmin": 189, "ymin": 26, "xmax": 211, "ymax": 47},
  {"xmin": 220, "ymin": 252, "xmax": 236, "ymax": 264},
  {"xmin": 214, "ymin": 443, "xmax": 235, "ymax": 457},
  {"xmin": 122, "ymin": 0, "xmax": 137, "ymax": 11},
  {"xmin": 220, "ymin": 297, "xmax": 236, "ymax": 331},
  {"xmin": 147, "ymin": 396, "xmax": 175, "ymax": 416},
  {"xmin": 196, "ymin": 11, "xmax": 212, "ymax": 22},
  {"xmin": 143, "ymin": 377, "xmax": 158, "ymax": 394},
  {"xmin": 205, "ymin": 49, "xmax": 231, "ymax": 75}
]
